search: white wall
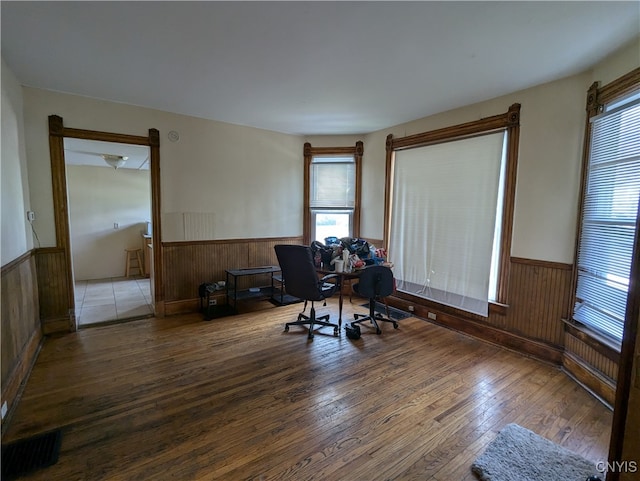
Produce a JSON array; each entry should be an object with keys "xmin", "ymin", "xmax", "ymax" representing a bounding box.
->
[
  {"xmin": 1, "ymin": 58, "xmax": 32, "ymax": 265},
  {"xmin": 362, "ymin": 39, "xmax": 640, "ymax": 264},
  {"xmin": 21, "ymin": 89, "xmax": 304, "ymax": 246},
  {"xmin": 370, "ymin": 73, "xmax": 589, "ymax": 264},
  {"xmin": 67, "ymin": 164, "xmax": 151, "ymax": 280},
  {"xmin": 591, "ymin": 37, "xmax": 640, "ymax": 85}
]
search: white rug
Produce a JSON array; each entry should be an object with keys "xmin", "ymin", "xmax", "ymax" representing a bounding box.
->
[{"xmin": 471, "ymin": 423, "xmax": 602, "ymax": 481}]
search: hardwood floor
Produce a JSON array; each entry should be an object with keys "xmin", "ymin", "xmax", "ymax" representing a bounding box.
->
[{"xmin": 3, "ymin": 299, "xmax": 612, "ymax": 480}]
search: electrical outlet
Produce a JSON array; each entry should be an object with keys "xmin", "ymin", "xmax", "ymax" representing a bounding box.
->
[
  {"xmin": 407, "ymin": 305, "xmax": 415, "ymax": 312},
  {"xmin": 114, "ymin": 223, "xmax": 119, "ymax": 229},
  {"xmin": 428, "ymin": 312, "xmax": 437, "ymax": 320},
  {"xmin": 26, "ymin": 211, "xmax": 35, "ymax": 222},
  {"xmin": 1, "ymin": 401, "xmax": 7, "ymax": 420},
  {"xmin": 208, "ymin": 298, "xmax": 217, "ymax": 306}
]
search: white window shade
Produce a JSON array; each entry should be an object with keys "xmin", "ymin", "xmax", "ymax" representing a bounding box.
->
[
  {"xmin": 389, "ymin": 132, "xmax": 506, "ymax": 317},
  {"xmin": 574, "ymin": 99, "xmax": 640, "ymax": 342},
  {"xmin": 310, "ymin": 157, "xmax": 355, "ymax": 208}
]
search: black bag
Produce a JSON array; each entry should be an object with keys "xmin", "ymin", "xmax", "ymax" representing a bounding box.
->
[
  {"xmin": 341, "ymin": 237, "xmax": 371, "ymax": 258},
  {"xmin": 345, "ymin": 323, "xmax": 361, "ymax": 340},
  {"xmin": 310, "ymin": 241, "xmax": 335, "ymax": 269}
]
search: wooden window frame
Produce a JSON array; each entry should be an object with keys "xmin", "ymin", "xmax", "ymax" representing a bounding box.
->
[
  {"xmin": 303, "ymin": 141, "xmax": 363, "ymax": 245},
  {"xmin": 569, "ymin": 69, "xmax": 640, "ymax": 345},
  {"xmin": 568, "ymin": 67, "xmax": 640, "ymax": 481},
  {"xmin": 384, "ymin": 104, "xmax": 521, "ymax": 306}
]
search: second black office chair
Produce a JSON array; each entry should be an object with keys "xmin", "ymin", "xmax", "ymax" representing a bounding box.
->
[
  {"xmin": 274, "ymin": 244, "xmax": 339, "ymax": 339},
  {"xmin": 352, "ymin": 265, "xmax": 398, "ymax": 334}
]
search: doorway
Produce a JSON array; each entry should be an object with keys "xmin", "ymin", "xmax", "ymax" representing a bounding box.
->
[
  {"xmin": 64, "ymin": 138, "xmax": 153, "ymax": 326},
  {"xmin": 47, "ymin": 115, "xmax": 163, "ymax": 332}
]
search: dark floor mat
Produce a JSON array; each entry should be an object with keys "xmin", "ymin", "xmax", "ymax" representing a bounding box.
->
[
  {"xmin": 1, "ymin": 430, "xmax": 62, "ymax": 480},
  {"xmin": 360, "ymin": 302, "xmax": 411, "ymax": 320}
]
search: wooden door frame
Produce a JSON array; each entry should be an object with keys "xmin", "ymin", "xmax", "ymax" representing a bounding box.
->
[{"xmin": 48, "ymin": 115, "xmax": 164, "ymax": 330}]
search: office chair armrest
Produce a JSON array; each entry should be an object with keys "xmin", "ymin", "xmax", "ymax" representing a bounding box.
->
[{"xmin": 320, "ymin": 273, "xmax": 339, "ymax": 283}]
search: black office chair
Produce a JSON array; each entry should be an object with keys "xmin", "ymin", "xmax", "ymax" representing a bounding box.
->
[
  {"xmin": 352, "ymin": 265, "xmax": 398, "ymax": 334},
  {"xmin": 274, "ymin": 244, "xmax": 340, "ymax": 339}
]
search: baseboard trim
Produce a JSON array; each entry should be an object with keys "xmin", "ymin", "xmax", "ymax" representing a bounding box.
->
[
  {"xmin": 165, "ymin": 299, "xmax": 200, "ymax": 316},
  {"xmin": 42, "ymin": 316, "xmax": 73, "ymax": 335},
  {"xmin": 387, "ymin": 296, "xmax": 563, "ymax": 365}
]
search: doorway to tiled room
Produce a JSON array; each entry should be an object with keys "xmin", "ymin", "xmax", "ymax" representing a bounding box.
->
[
  {"xmin": 65, "ymin": 138, "xmax": 153, "ymax": 328},
  {"xmin": 75, "ymin": 277, "xmax": 152, "ymax": 326}
]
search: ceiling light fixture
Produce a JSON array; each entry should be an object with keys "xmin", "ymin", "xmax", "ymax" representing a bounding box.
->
[{"xmin": 102, "ymin": 154, "xmax": 128, "ymax": 169}]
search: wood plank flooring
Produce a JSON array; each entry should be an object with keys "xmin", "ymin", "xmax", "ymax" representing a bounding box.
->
[{"xmin": 3, "ymin": 299, "xmax": 613, "ymax": 480}]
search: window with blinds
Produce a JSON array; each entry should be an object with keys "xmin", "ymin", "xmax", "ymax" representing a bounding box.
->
[
  {"xmin": 574, "ymin": 95, "xmax": 640, "ymax": 343},
  {"xmin": 310, "ymin": 156, "xmax": 355, "ymax": 242},
  {"xmin": 310, "ymin": 157, "xmax": 355, "ymax": 208}
]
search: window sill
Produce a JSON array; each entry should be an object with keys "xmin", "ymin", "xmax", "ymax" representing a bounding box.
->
[
  {"xmin": 562, "ymin": 318, "xmax": 621, "ymax": 362},
  {"xmin": 489, "ymin": 301, "xmax": 509, "ymax": 316}
]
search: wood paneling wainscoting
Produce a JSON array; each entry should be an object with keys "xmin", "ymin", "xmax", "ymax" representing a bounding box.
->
[
  {"xmin": 385, "ymin": 256, "xmax": 619, "ymax": 406},
  {"xmin": 162, "ymin": 236, "xmax": 303, "ymax": 315},
  {"xmin": 35, "ymin": 247, "xmax": 74, "ymax": 334},
  {"xmin": 1, "ymin": 250, "xmax": 42, "ymax": 431},
  {"xmin": 388, "ymin": 257, "xmax": 570, "ymax": 362},
  {"xmin": 563, "ymin": 324, "xmax": 619, "ymax": 406}
]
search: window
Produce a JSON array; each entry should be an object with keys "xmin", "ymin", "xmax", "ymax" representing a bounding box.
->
[
  {"xmin": 384, "ymin": 105, "xmax": 520, "ymax": 316},
  {"xmin": 304, "ymin": 142, "xmax": 362, "ymax": 244},
  {"xmin": 574, "ymin": 87, "xmax": 640, "ymax": 344}
]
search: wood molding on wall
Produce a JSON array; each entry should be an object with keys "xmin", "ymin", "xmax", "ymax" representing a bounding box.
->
[
  {"xmin": 563, "ymin": 352, "xmax": 616, "ymax": 408},
  {"xmin": 34, "ymin": 247, "xmax": 72, "ymax": 333},
  {"xmin": 563, "ymin": 332, "xmax": 618, "ymax": 407},
  {"xmin": 388, "ymin": 294, "xmax": 564, "ymax": 364},
  {"xmin": 504, "ymin": 257, "xmax": 572, "ymax": 345},
  {"xmin": 384, "ymin": 104, "xmax": 521, "ymax": 305},
  {"xmin": 386, "ymin": 254, "xmax": 621, "ymax": 404},
  {"xmin": 303, "ymin": 142, "xmax": 363, "ymax": 245},
  {"xmin": 570, "ymin": 69, "xmax": 640, "ymax": 472},
  {"xmin": 1, "ymin": 250, "xmax": 42, "ymax": 431},
  {"xmin": 386, "ymin": 256, "xmax": 573, "ymax": 365},
  {"xmin": 47, "ymin": 116, "xmax": 162, "ymax": 331},
  {"xmin": 162, "ymin": 236, "xmax": 303, "ymax": 314}
]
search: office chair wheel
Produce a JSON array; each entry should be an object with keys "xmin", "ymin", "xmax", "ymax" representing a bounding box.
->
[
  {"xmin": 393, "ymin": 322, "xmax": 398, "ymax": 329},
  {"xmin": 376, "ymin": 328, "xmax": 382, "ymax": 335},
  {"xmin": 308, "ymin": 331, "xmax": 314, "ymax": 340},
  {"xmin": 284, "ymin": 324, "xmax": 289, "ymax": 332}
]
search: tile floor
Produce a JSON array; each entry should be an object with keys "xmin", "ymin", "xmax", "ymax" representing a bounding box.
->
[{"xmin": 75, "ymin": 277, "xmax": 153, "ymax": 327}]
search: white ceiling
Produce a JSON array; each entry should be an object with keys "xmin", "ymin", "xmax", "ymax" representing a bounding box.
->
[
  {"xmin": 63, "ymin": 138, "xmax": 150, "ymax": 171},
  {"xmin": 2, "ymin": 1, "xmax": 639, "ymax": 136}
]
